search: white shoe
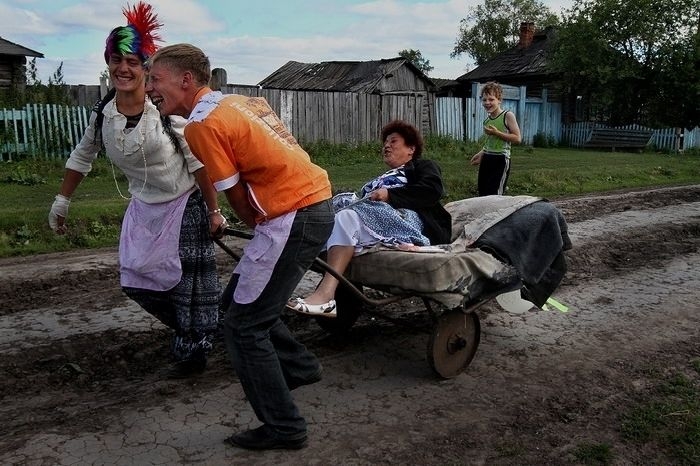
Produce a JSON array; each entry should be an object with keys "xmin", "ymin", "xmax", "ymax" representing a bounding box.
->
[{"xmin": 287, "ymin": 298, "xmax": 337, "ymax": 318}]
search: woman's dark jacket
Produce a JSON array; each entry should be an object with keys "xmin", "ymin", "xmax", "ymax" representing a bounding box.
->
[{"xmin": 386, "ymin": 158, "xmax": 452, "ymax": 245}]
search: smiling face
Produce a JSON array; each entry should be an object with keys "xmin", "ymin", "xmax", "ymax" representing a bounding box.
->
[
  {"xmin": 145, "ymin": 61, "xmax": 190, "ymax": 118},
  {"xmin": 382, "ymin": 132, "xmax": 415, "ymax": 168},
  {"xmin": 481, "ymin": 91, "xmax": 503, "ymax": 117},
  {"xmin": 108, "ymin": 53, "xmax": 146, "ymax": 93}
]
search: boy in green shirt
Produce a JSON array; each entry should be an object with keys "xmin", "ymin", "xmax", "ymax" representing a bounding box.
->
[{"xmin": 470, "ymin": 82, "xmax": 522, "ymax": 196}]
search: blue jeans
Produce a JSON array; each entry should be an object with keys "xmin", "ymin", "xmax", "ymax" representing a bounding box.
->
[{"xmin": 221, "ymin": 199, "xmax": 334, "ymax": 437}]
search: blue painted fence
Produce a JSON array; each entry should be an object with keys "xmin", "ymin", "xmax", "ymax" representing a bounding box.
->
[
  {"xmin": 435, "ymin": 82, "xmax": 699, "ymax": 151},
  {"xmin": 436, "ymin": 83, "xmax": 562, "ymax": 145}
]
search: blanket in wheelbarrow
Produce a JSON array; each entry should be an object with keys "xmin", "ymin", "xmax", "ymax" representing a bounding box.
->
[{"xmin": 344, "ymin": 195, "xmax": 572, "ymax": 309}]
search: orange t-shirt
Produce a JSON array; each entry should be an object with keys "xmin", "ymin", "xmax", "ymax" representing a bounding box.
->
[{"xmin": 184, "ymin": 88, "xmax": 332, "ymax": 223}]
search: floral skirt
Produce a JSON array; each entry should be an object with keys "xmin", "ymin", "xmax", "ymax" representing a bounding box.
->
[{"xmin": 123, "ymin": 190, "xmax": 221, "ymax": 361}]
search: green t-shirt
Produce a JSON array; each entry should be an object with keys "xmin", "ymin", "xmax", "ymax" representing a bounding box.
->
[{"xmin": 482, "ymin": 110, "xmax": 512, "ymax": 157}]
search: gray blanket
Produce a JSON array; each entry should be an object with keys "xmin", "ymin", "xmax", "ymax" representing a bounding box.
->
[{"xmin": 473, "ymin": 199, "xmax": 572, "ymax": 306}]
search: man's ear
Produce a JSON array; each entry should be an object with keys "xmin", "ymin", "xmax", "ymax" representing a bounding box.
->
[{"xmin": 182, "ymin": 71, "xmax": 194, "ymax": 88}]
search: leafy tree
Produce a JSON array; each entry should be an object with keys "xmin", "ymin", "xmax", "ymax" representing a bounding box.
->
[
  {"xmin": 550, "ymin": 0, "xmax": 699, "ymax": 127},
  {"xmin": 398, "ymin": 49, "xmax": 434, "ymax": 75},
  {"xmin": 451, "ymin": 0, "xmax": 560, "ymax": 66}
]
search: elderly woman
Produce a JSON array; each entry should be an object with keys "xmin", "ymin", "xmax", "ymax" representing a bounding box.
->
[{"xmin": 289, "ymin": 119, "xmax": 451, "ymax": 317}]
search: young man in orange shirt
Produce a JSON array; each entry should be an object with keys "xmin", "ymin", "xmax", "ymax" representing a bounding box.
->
[{"xmin": 147, "ymin": 43, "xmax": 333, "ymax": 451}]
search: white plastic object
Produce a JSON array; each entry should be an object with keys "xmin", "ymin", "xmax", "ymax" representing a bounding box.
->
[{"xmin": 495, "ymin": 289, "xmax": 534, "ymax": 314}]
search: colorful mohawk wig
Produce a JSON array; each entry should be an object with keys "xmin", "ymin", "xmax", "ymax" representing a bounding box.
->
[{"xmin": 104, "ymin": 1, "xmax": 163, "ymax": 64}]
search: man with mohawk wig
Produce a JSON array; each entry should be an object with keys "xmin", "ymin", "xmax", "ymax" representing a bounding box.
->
[
  {"xmin": 49, "ymin": 2, "xmax": 224, "ymax": 379},
  {"xmin": 104, "ymin": 1, "xmax": 163, "ymax": 63}
]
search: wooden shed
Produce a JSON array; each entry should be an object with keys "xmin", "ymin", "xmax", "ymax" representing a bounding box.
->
[
  {"xmin": 258, "ymin": 57, "xmax": 437, "ymax": 134},
  {"xmin": 0, "ymin": 37, "xmax": 44, "ymax": 90}
]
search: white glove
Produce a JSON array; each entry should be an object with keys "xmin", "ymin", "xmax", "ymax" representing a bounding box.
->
[{"xmin": 49, "ymin": 194, "xmax": 71, "ymax": 233}]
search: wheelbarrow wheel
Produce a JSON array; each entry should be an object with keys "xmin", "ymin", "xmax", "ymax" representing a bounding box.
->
[
  {"xmin": 427, "ymin": 309, "xmax": 480, "ymax": 379},
  {"xmin": 315, "ymin": 282, "xmax": 364, "ymax": 336}
]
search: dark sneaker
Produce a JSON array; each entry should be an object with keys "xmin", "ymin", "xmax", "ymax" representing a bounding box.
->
[{"xmin": 224, "ymin": 425, "xmax": 307, "ymax": 450}]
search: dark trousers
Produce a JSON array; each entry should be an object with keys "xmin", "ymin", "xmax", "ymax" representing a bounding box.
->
[
  {"xmin": 221, "ymin": 199, "xmax": 334, "ymax": 437},
  {"xmin": 478, "ymin": 152, "xmax": 511, "ymax": 196}
]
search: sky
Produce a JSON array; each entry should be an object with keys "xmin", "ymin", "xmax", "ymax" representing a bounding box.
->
[{"xmin": 1, "ymin": 0, "xmax": 575, "ymax": 86}]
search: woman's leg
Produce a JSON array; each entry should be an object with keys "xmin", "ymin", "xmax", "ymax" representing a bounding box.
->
[
  {"xmin": 297, "ymin": 208, "xmax": 362, "ymax": 305},
  {"xmin": 301, "ymin": 244, "xmax": 355, "ymax": 305}
]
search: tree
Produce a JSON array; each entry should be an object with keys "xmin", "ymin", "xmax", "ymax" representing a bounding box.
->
[
  {"xmin": 549, "ymin": 0, "xmax": 699, "ymax": 126},
  {"xmin": 45, "ymin": 62, "xmax": 71, "ymax": 105},
  {"xmin": 451, "ymin": 0, "xmax": 560, "ymax": 66},
  {"xmin": 398, "ymin": 49, "xmax": 434, "ymax": 75},
  {"xmin": 0, "ymin": 60, "xmax": 71, "ymax": 108}
]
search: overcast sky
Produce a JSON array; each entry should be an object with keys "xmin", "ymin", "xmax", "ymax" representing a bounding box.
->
[{"xmin": 1, "ymin": 0, "xmax": 575, "ymax": 86}]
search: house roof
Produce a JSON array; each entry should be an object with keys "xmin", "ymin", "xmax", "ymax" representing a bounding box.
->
[
  {"xmin": 0, "ymin": 37, "xmax": 44, "ymax": 58},
  {"xmin": 457, "ymin": 26, "xmax": 555, "ymax": 82},
  {"xmin": 258, "ymin": 57, "xmax": 435, "ymax": 92},
  {"xmin": 430, "ymin": 77, "xmax": 460, "ymax": 89}
]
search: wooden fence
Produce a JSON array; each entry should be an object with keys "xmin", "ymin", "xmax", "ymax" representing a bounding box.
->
[
  {"xmin": 561, "ymin": 122, "xmax": 700, "ymax": 152},
  {"xmin": 1, "ymin": 104, "xmax": 91, "ymax": 161},
  {"xmin": 2, "ymin": 91, "xmax": 699, "ymax": 160},
  {"xmin": 220, "ymin": 85, "xmax": 428, "ymax": 144},
  {"xmin": 436, "ymin": 83, "xmax": 563, "ymax": 145}
]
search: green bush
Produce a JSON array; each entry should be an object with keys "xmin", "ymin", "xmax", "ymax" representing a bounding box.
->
[
  {"xmin": 3, "ymin": 165, "xmax": 46, "ymax": 185},
  {"xmin": 532, "ymin": 132, "xmax": 557, "ymax": 148}
]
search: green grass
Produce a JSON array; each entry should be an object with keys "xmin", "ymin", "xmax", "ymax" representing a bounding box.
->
[
  {"xmin": 1, "ymin": 138, "xmax": 699, "ymax": 257},
  {"xmin": 571, "ymin": 442, "xmax": 614, "ymax": 465},
  {"xmin": 619, "ymin": 361, "xmax": 700, "ymax": 464}
]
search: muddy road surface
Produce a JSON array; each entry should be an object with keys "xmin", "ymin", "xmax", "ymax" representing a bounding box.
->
[{"xmin": 1, "ymin": 185, "xmax": 699, "ymax": 465}]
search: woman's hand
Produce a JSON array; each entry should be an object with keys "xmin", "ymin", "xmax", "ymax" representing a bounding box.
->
[
  {"xmin": 368, "ymin": 188, "xmax": 389, "ymax": 202},
  {"xmin": 209, "ymin": 211, "xmax": 228, "ymax": 239}
]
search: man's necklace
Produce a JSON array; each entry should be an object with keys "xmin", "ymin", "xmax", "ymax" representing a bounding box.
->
[{"xmin": 109, "ymin": 101, "xmax": 147, "ymax": 200}]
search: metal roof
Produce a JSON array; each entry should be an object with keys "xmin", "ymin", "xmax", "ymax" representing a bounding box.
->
[
  {"xmin": 258, "ymin": 57, "xmax": 434, "ymax": 92},
  {"xmin": 0, "ymin": 37, "xmax": 44, "ymax": 58},
  {"xmin": 457, "ymin": 27, "xmax": 555, "ymax": 82}
]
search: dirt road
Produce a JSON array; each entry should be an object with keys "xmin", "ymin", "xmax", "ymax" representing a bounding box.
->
[{"xmin": 1, "ymin": 185, "xmax": 699, "ymax": 465}]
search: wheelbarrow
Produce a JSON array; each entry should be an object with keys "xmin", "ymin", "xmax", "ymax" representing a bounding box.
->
[{"xmin": 214, "ymin": 195, "xmax": 570, "ymax": 379}]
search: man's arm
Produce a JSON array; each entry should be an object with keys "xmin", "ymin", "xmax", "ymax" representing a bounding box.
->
[{"xmin": 223, "ymin": 182, "xmax": 258, "ymax": 228}]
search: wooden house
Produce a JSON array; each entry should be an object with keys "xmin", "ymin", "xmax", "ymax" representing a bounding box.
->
[
  {"xmin": 457, "ymin": 23, "xmax": 559, "ymax": 98},
  {"xmin": 258, "ymin": 57, "xmax": 437, "ymax": 134},
  {"xmin": 0, "ymin": 37, "xmax": 44, "ymax": 90},
  {"xmin": 455, "ymin": 23, "xmax": 583, "ymax": 124}
]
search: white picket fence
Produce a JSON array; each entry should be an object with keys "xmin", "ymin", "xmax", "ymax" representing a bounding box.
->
[{"xmin": 561, "ymin": 122, "xmax": 700, "ymax": 151}]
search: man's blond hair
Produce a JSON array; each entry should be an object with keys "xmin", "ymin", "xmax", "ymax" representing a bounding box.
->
[{"xmin": 149, "ymin": 43, "xmax": 211, "ymax": 86}]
